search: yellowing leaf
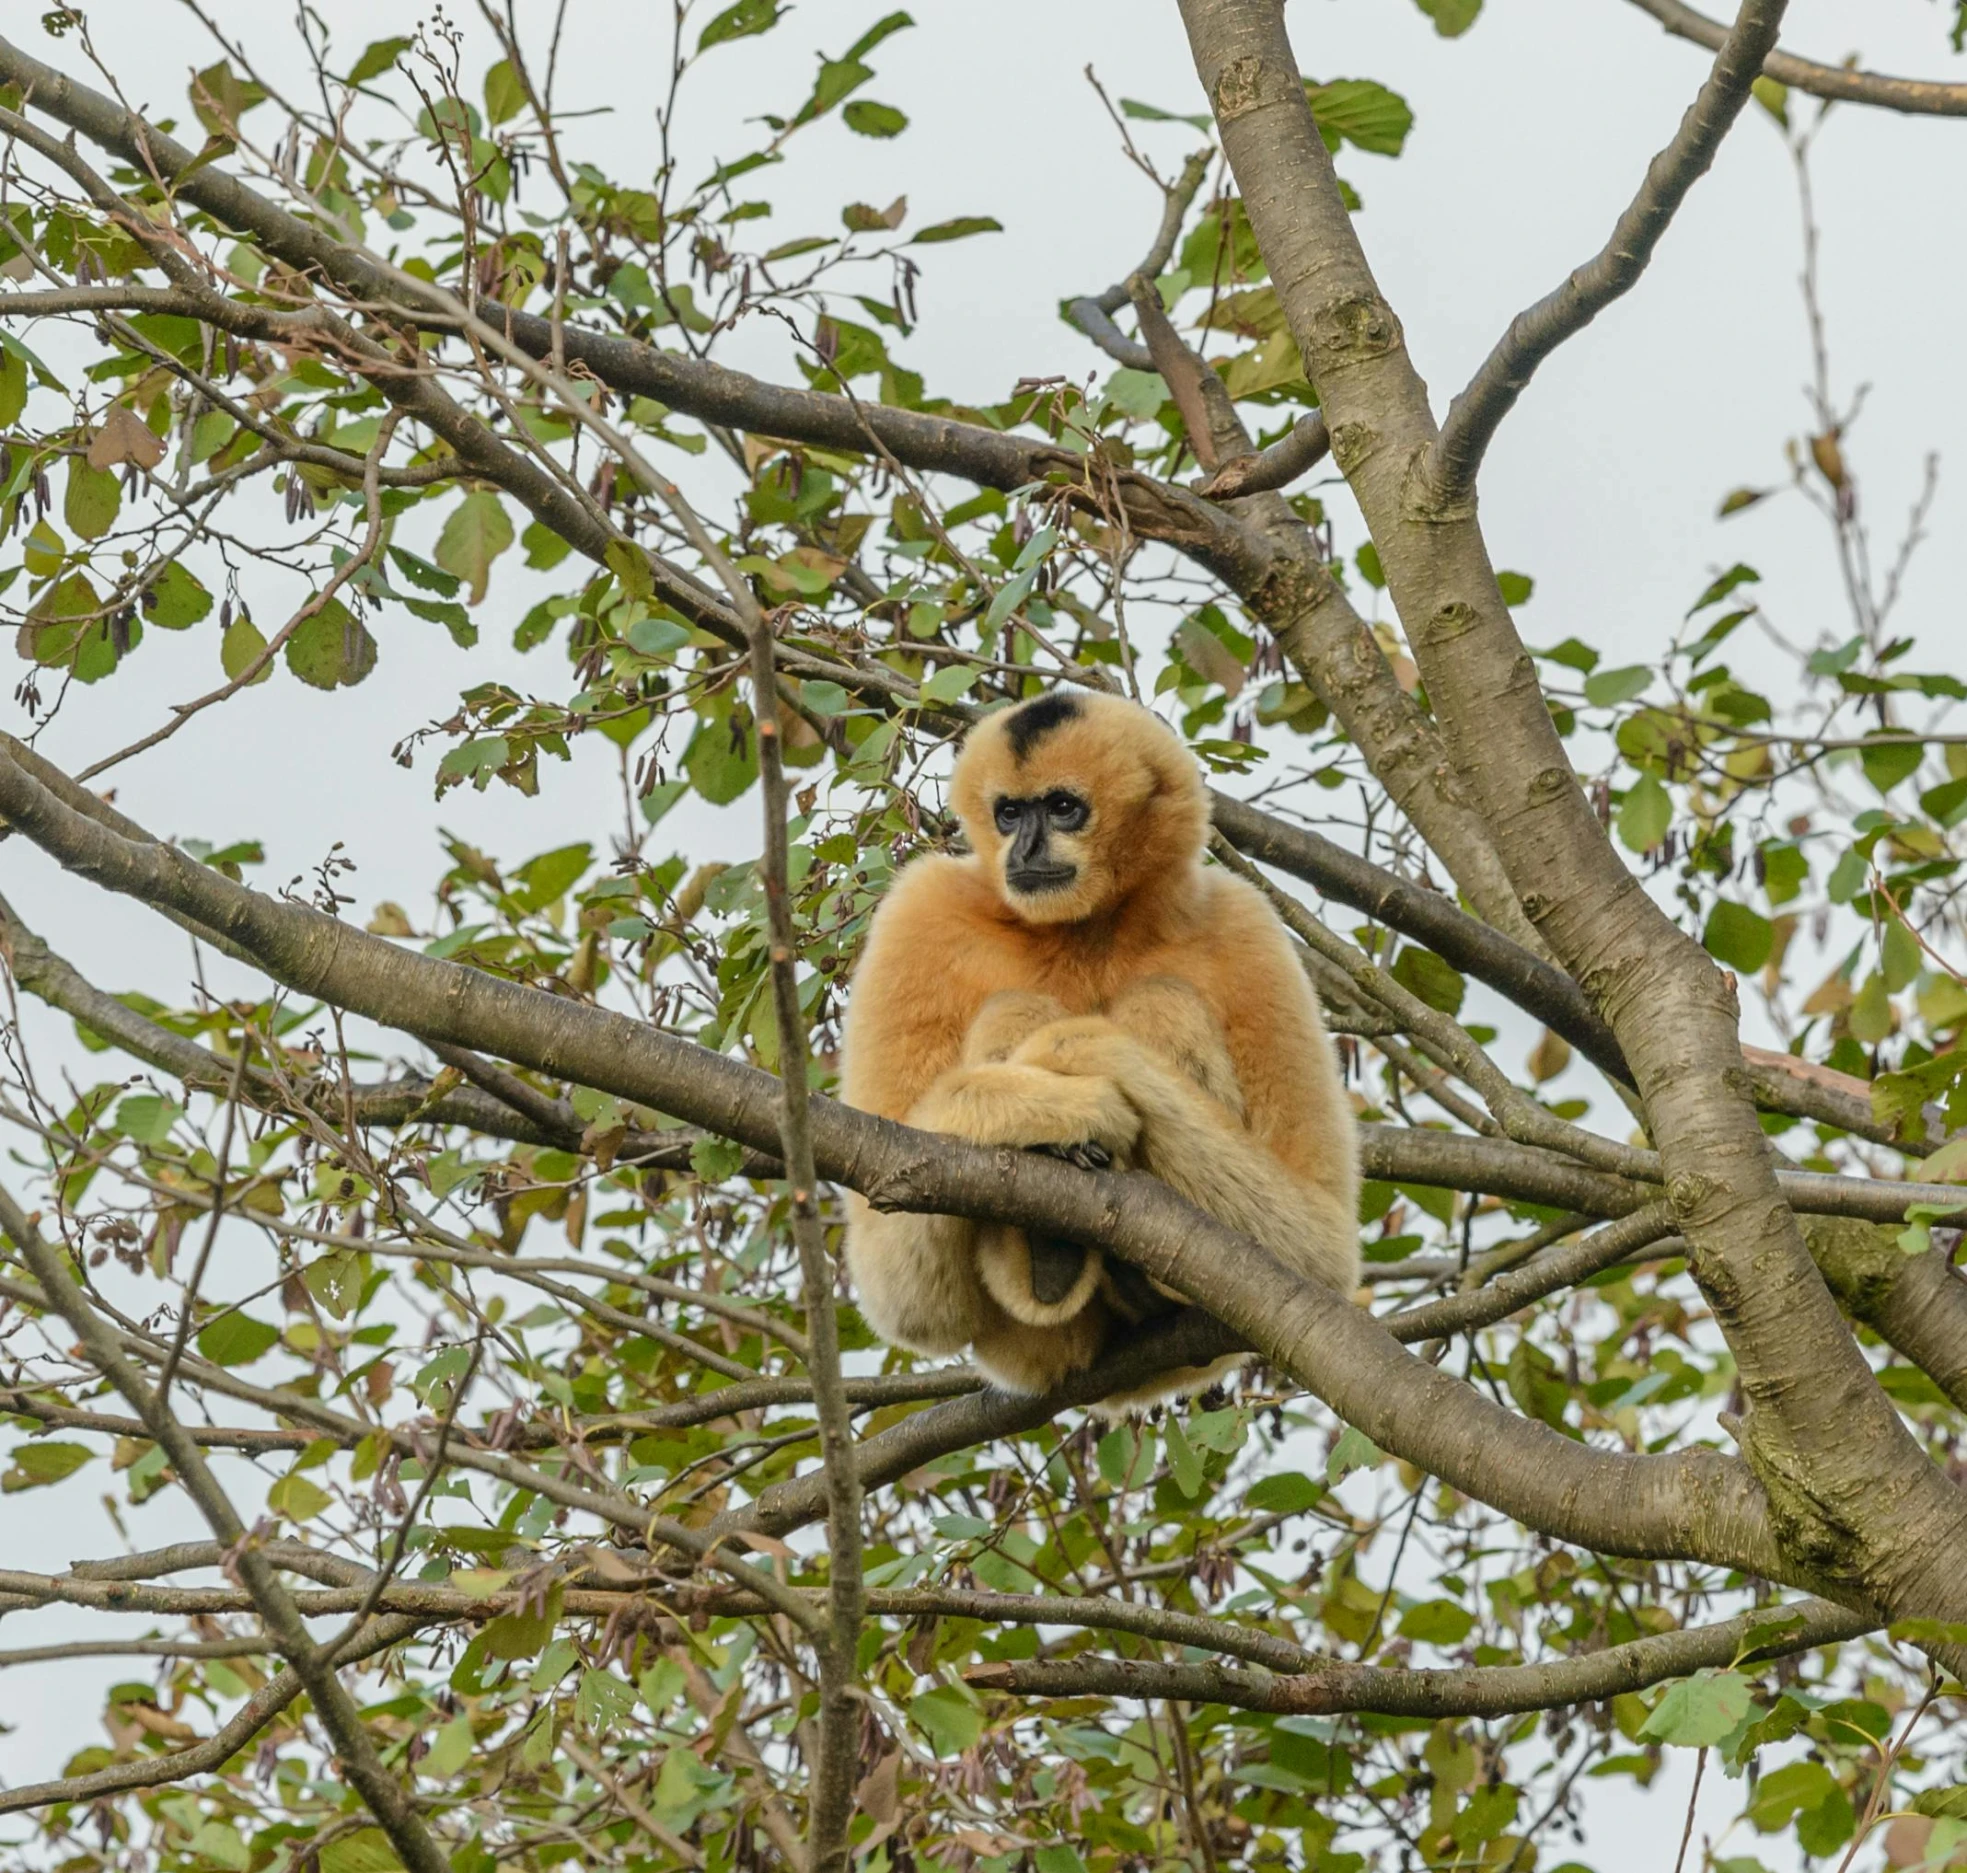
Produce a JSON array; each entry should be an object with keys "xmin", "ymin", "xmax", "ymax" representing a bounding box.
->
[{"xmin": 434, "ymin": 490, "xmax": 515, "ymax": 605}]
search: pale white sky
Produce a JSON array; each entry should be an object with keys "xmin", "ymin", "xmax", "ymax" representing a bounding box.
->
[{"xmin": 4, "ymin": 1, "xmax": 1963, "ymax": 1860}]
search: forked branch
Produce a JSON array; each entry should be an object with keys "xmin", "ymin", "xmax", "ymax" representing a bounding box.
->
[{"xmin": 1432, "ymin": 0, "xmax": 1790, "ymax": 499}]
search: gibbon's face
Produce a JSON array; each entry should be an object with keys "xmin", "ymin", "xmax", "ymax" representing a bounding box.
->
[{"xmin": 949, "ymin": 691, "xmax": 1209, "ymax": 925}]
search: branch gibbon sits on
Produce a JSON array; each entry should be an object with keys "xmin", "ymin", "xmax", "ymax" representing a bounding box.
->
[{"xmin": 840, "ymin": 689, "xmax": 1360, "ymax": 1401}]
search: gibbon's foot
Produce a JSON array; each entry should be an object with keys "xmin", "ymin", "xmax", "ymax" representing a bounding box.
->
[
  {"xmin": 976, "ymin": 1222, "xmax": 1104, "ymax": 1327},
  {"xmin": 1028, "ymin": 1232, "xmax": 1099, "ymax": 1306},
  {"xmin": 1100, "ymin": 1254, "xmax": 1186, "ymax": 1324},
  {"xmin": 1021, "ymin": 1139, "xmax": 1111, "ymax": 1303}
]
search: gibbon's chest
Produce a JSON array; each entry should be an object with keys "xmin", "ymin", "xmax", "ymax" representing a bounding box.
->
[{"xmin": 955, "ymin": 892, "xmax": 1230, "ymax": 1027}]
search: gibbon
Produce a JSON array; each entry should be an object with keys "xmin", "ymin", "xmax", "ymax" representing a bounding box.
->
[{"xmin": 840, "ymin": 689, "xmax": 1361, "ymax": 1399}]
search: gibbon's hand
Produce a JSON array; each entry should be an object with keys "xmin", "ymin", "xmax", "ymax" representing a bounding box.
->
[
  {"xmin": 1027, "ymin": 1138, "xmax": 1114, "ymax": 1173},
  {"xmin": 1010, "ymin": 1017, "xmax": 1159, "ymax": 1092}
]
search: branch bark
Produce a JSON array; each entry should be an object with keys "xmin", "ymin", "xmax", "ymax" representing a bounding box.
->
[
  {"xmin": 966, "ymin": 1595, "xmax": 1872, "ymax": 1718},
  {"xmin": 1623, "ymin": 0, "xmax": 1967, "ymax": 116}
]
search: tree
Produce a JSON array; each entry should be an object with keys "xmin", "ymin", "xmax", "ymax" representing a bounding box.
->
[{"xmin": 0, "ymin": 1, "xmax": 1964, "ymax": 1867}]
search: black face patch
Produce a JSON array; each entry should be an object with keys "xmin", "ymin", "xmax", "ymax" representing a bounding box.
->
[{"xmin": 1003, "ymin": 692, "xmax": 1081, "ymax": 762}]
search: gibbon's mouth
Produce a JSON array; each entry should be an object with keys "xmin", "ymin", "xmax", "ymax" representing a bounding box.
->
[{"xmin": 1006, "ymin": 864, "xmax": 1078, "ymax": 895}]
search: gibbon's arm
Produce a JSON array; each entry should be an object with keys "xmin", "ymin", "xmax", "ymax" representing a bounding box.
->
[{"xmin": 1012, "ymin": 887, "xmax": 1360, "ymax": 1299}]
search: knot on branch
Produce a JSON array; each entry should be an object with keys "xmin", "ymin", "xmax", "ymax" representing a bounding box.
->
[
  {"xmin": 1418, "ymin": 601, "xmax": 1480, "ymax": 647},
  {"xmin": 1326, "ymin": 420, "xmax": 1381, "ymax": 476},
  {"xmin": 1665, "ymin": 1171, "xmax": 1718, "ymax": 1221},
  {"xmin": 1526, "ymin": 766, "xmax": 1574, "ymax": 806},
  {"xmin": 1310, "ymin": 293, "xmax": 1403, "ymax": 367},
  {"xmin": 1210, "ymin": 55, "xmax": 1280, "ymax": 122}
]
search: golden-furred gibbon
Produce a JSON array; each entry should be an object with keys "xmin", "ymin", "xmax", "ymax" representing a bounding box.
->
[{"xmin": 840, "ymin": 688, "xmax": 1360, "ymax": 1400}]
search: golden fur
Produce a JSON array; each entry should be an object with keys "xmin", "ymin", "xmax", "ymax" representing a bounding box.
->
[{"xmin": 840, "ymin": 689, "xmax": 1360, "ymax": 1399}]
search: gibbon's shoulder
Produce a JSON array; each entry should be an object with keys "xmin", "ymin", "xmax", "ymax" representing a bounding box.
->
[
  {"xmin": 1196, "ymin": 865, "xmax": 1300, "ymax": 960},
  {"xmin": 865, "ymin": 850, "xmax": 996, "ymax": 939}
]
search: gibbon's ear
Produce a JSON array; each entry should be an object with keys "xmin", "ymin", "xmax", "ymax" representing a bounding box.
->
[{"xmin": 949, "ymin": 691, "xmax": 1208, "ymax": 924}]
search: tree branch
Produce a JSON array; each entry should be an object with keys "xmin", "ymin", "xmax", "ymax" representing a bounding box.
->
[
  {"xmin": 1432, "ymin": 0, "xmax": 1790, "ymax": 499},
  {"xmin": 965, "ymin": 1595, "xmax": 1872, "ymax": 1717},
  {"xmin": 1623, "ymin": 0, "xmax": 1967, "ymax": 117},
  {"xmin": 0, "ymin": 1189, "xmax": 451, "ymax": 1870}
]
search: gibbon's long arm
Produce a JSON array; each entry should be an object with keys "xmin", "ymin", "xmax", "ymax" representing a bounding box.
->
[{"xmin": 1013, "ymin": 877, "xmax": 1362, "ymax": 1300}]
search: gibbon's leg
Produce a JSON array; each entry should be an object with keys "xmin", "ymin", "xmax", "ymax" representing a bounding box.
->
[
  {"xmin": 913, "ymin": 1051, "xmax": 1139, "ymax": 1334},
  {"xmin": 1011, "ymin": 1017, "xmax": 1361, "ymax": 1296},
  {"xmin": 970, "ymin": 1290, "xmax": 1112, "ymax": 1394},
  {"xmin": 958, "ymin": 991, "xmax": 1111, "ymax": 1313}
]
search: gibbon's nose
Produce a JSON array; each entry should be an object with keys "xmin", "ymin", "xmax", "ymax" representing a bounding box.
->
[{"xmin": 1005, "ymin": 810, "xmax": 1075, "ymax": 891}]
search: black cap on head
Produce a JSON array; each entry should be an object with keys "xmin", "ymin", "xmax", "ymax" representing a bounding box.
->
[{"xmin": 1003, "ymin": 692, "xmax": 1081, "ymax": 762}]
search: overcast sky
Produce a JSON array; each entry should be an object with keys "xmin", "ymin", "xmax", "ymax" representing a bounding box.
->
[{"xmin": 4, "ymin": 2, "xmax": 1963, "ymax": 1860}]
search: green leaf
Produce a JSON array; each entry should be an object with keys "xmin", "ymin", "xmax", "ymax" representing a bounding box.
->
[
  {"xmin": 146, "ymin": 562, "xmax": 212, "ymax": 629},
  {"xmin": 689, "ymin": 1135, "xmax": 745, "ymax": 1182},
  {"xmin": 421, "ymin": 1713, "xmax": 475, "ymax": 1779},
  {"xmin": 1164, "ymin": 1414, "xmax": 1204, "ymax": 1497},
  {"xmin": 285, "ymin": 597, "xmax": 378, "ymax": 690},
  {"xmin": 1639, "ymin": 1669, "xmax": 1752, "ymax": 1747},
  {"xmin": 1687, "ymin": 562, "xmax": 1759, "ymax": 615},
  {"xmin": 1583, "ymin": 664, "xmax": 1651, "ymax": 708},
  {"xmin": 1860, "ymin": 733, "xmax": 1923, "ymax": 796},
  {"xmin": 1389, "ymin": 945, "xmax": 1465, "ymax": 1016},
  {"xmin": 190, "ymin": 60, "xmax": 267, "ymax": 136},
  {"xmin": 697, "ymin": 0, "xmax": 782, "ymax": 54},
  {"xmin": 483, "ymin": 58, "xmax": 527, "ymax": 125},
  {"xmin": 346, "ymin": 36, "xmax": 411, "ymax": 85},
  {"xmin": 628, "ymin": 615, "xmax": 690, "ymax": 658},
  {"xmin": 116, "ymin": 1092, "xmax": 183, "ymax": 1144},
  {"xmin": 1412, "ymin": 0, "xmax": 1482, "ymax": 35},
  {"xmin": 320, "ymin": 1828, "xmax": 404, "ymax": 1873},
  {"xmin": 199, "ymin": 1314, "xmax": 281, "ymax": 1366},
  {"xmin": 683, "ymin": 711, "xmax": 758, "ymax": 804},
  {"xmin": 267, "ymin": 1471, "xmax": 333, "ymax": 1520},
  {"xmin": 221, "ymin": 613, "xmax": 272, "ymax": 684},
  {"xmin": 1495, "ymin": 568, "xmax": 1533, "ymax": 605},
  {"xmin": 912, "ymin": 216, "xmax": 1003, "ymax": 244},
  {"xmin": 843, "ymin": 99, "xmax": 908, "ymax": 137},
  {"xmin": 1245, "ymin": 1472, "xmax": 1324, "ymax": 1514},
  {"xmin": 0, "ymin": 345, "xmax": 27, "ymax": 426},
  {"xmin": 1849, "ymin": 971, "xmax": 1894, "ymax": 1046},
  {"xmin": 919, "ymin": 664, "xmax": 978, "ymax": 705},
  {"xmin": 1326, "ymin": 1425, "xmax": 1380, "ymax": 1483},
  {"xmin": 521, "ymin": 520, "xmax": 573, "ymax": 570},
  {"xmin": 910, "ymin": 1686, "xmax": 982, "ymax": 1755},
  {"xmin": 1617, "ymin": 773, "xmax": 1672, "ymax": 853},
  {"xmin": 64, "ymin": 456, "xmax": 120, "ymax": 540},
  {"xmin": 1304, "ymin": 78, "xmax": 1414, "ymax": 156},
  {"xmin": 434, "ymin": 490, "xmax": 515, "ymax": 605},
  {"xmin": 1703, "ymin": 901, "xmax": 1773, "ymax": 974},
  {"xmin": 1399, "ymin": 1599, "xmax": 1475, "ymax": 1645},
  {"xmin": 3, "ymin": 1440, "xmax": 95, "ymax": 1491}
]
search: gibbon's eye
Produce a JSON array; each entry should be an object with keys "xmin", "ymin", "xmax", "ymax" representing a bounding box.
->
[
  {"xmin": 1045, "ymin": 792, "xmax": 1088, "ymax": 832},
  {"xmin": 993, "ymin": 798, "xmax": 1022, "ymax": 835}
]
